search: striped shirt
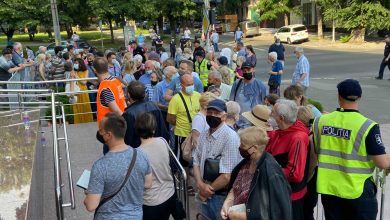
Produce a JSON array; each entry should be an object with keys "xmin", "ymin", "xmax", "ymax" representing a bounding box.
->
[
  {"xmin": 192, "ymin": 124, "xmax": 242, "ymax": 178},
  {"xmin": 292, "ymin": 55, "xmax": 310, "ymax": 88},
  {"xmin": 100, "ymin": 76, "xmax": 116, "ymax": 107}
]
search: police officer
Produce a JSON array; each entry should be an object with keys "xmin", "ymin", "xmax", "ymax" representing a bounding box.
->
[
  {"xmin": 375, "ymin": 35, "xmax": 390, "ymax": 80},
  {"xmin": 312, "ymin": 79, "xmax": 390, "ymax": 219},
  {"xmin": 194, "ymin": 51, "xmax": 211, "ymax": 90}
]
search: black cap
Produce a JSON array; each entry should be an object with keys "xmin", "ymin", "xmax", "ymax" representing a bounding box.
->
[
  {"xmin": 337, "ymin": 79, "xmax": 362, "ymax": 101},
  {"xmin": 207, "ymin": 99, "xmax": 227, "ymax": 112},
  {"xmin": 194, "ymin": 40, "xmax": 200, "ymax": 44},
  {"xmin": 194, "ymin": 50, "xmax": 205, "ymax": 58},
  {"xmin": 130, "ymin": 40, "xmax": 137, "ymax": 45},
  {"xmin": 385, "ymin": 34, "xmax": 390, "ymax": 39},
  {"xmin": 241, "ymin": 61, "xmax": 254, "ymax": 69},
  {"xmin": 218, "ymin": 56, "xmax": 228, "ymax": 65}
]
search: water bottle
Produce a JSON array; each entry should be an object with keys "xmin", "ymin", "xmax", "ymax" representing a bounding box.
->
[{"xmin": 23, "ymin": 112, "xmax": 30, "ymax": 130}]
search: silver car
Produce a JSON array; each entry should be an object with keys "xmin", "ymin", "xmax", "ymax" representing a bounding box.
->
[{"xmin": 239, "ymin": 21, "xmax": 259, "ymax": 38}]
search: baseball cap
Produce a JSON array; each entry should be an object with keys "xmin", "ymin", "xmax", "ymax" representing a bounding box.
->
[
  {"xmin": 242, "ymin": 105, "xmax": 273, "ymax": 131},
  {"xmin": 337, "ymin": 79, "xmax": 362, "ymax": 101},
  {"xmin": 218, "ymin": 56, "xmax": 228, "ymax": 65},
  {"xmin": 241, "ymin": 61, "xmax": 254, "ymax": 69},
  {"xmin": 385, "ymin": 34, "xmax": 390, "ymax": 39},
  {"xmin": 130, "ymin": 40, "xmax": 137, "ymax": 45},
  {"xmin": 194, "ymin": 50, "xmax": 205, "ymax": 58},
  {"xmin": 207, "ymin": 99, "xmax": 227, "ymax": 112}
]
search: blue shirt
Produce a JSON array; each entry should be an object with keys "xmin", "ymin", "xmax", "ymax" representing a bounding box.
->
[
  {"xmin": 153, "ymin": 80, "xmax": 170, "ymax": 106},
  {"xmin": 268, "ymin": 43, "xmax": 285, "ymax": 60},
  {"xmin": 139, "ymin": 72, "xmax": 151, "ymax": 85},
  {"xmin": 145, "ymin": 84, "xmax": 157, "ymax": 102},
  {"xmin": 292, "ymin": 55, "xmax": 310, "ymax": 88},
  {"xmin": 269, "ymin": 60, "xmax": 283, "ymax": 84},
  {"xmin": 108, "ymin": 62, "xmax": 121, "ymax": 77},
  {"xmin": 88, "ymin": 147, "xmax": 151, "ymax": 220},
  {"xmin": 238, "ymin": 48, "xmax": 246, "ymax": 57},
  {"xmin": 138, "ymin": 35, "xmax": 145, "ymax": 45},
  {"xmin": 168, "ymin": 76, "xmax": 204, "ymax": 95},
  {"xmin": 235, "ymin": 31, "xmax": 243, "ymax": 40}
]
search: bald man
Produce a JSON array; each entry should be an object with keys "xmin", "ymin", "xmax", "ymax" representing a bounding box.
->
[{"xmin": 139, "ymin": 60, "xmax": 156, "ymax": 85}]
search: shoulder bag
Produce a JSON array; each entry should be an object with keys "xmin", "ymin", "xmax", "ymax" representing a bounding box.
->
[
  {"xmin": 94, "ymin": 148, "xmax": 137, "ymax": 219},
  {"xmin": 178, "ymin": 92, "xmax": 194, "ymax": 162}
]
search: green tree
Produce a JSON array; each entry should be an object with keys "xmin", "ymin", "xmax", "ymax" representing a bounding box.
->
[
  {"xmin": 257, "ymin": 0, "xmax": 294, "ymax": 26},
  {"xmin": 317, "ymin": 0, "xmax": 345, "ymax": 42}
]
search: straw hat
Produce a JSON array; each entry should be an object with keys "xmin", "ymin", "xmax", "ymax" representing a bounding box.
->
[{"xmin": 242, "ymin": 105, "xmax": 272, "ymax": 131}]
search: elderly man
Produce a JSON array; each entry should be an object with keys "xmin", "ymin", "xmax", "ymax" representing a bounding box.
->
[
  {"xmin": 292, "ymin": 47, "xmax": 310, "ymax": 93},
  {"xmin": 208, "ymin": 71, "xmax": 231, "ymax": 101},
  {"xmin": 266, "ymin": 99, "xmax": 310, "ymax": 220},
  {"xmin": 167, "ymin": 73, "xmax": 201, "ymax": 165},
  {"xmin": 153, "ymin": 66, "xmax": 176, "ymax": 111},
  {"xmin": 192, "ymin": 99, "xmax": 241, "ymax": 220},
  {"xmin": 312, "ymin": 79, "xmax": 390, "ymax": 219},
  {"xmin": 122, "ymin": 81, "xmax": 169, "ymax": 148},
  {"xmin": 268, "ymin": 51, "xmax": 284, "ymax": 95},
  {"xmin": 230, "ymin": 61, "xmax": 267, "ymax": 129},
  {"xmin": 164, "ymin": 60, "xmax": 203, "ymax": 102},
  {"xmin": 139, "ymin": 60, "xmax": 156, "ymax": 85}
]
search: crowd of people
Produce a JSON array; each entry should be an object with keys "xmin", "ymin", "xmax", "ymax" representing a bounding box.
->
[{"xmin": 1, "ymin": 29, "xmax": 389, "ymax": 220}]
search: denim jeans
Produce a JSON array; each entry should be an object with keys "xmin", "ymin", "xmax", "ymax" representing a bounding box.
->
[
  {"xmin": 201, "ymin": 194, "xmax": 225, "ymax": 220},
  {"xmin": 213, "ymin": 42, "xmax": 219, "ymax": 52}
]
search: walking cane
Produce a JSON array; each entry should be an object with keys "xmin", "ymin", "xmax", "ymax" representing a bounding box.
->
[{"xmin": 380, "ymin": 169, "xmax": 387, "ymax": 220}]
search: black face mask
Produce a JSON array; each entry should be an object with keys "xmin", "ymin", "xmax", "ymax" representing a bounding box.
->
[
  {"xmin": 239, "ymin": 146, "xmax": 253, "ymax": 160},
  {"xmin": 88, "ymin": 61, "xmax": 93, "ymax": 66},
  {"xmin": 206, "ymin": 115, "xmax": 222, "ymax": 129},
  {"xmin": 243, "ymin": 72, "xmax": 253, "ymax": 80},
  {"xmin": 151, "ymin": 81, "xmax": 158, "ymax": 86},
  {"xmin": 96, "ymin": 131, "xmax": 106, "ymax": 144}
]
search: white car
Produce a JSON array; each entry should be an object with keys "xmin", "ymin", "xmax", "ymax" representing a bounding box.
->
[{"xmin": 274, "ymin": 24, "xmax": 309, "ymax": 44}]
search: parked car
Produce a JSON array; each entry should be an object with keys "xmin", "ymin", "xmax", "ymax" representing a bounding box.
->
[
  {"xmin": 46, "ymin": 40, "xmax": 92, "ymax": 55},
  {"xmin": 274, "ymin": 24, "xmax": 309, "ymax": 44},
  {"xmin": 214, "ymin": 21, "xmax": 223, "ymax": 34},
  {"xmin": 239, "ymin": 20, "xmax": 259, "ymax": 38}
]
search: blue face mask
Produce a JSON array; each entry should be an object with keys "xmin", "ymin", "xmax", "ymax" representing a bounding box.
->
[
  {"xmin": 73, "ymin": 64, "xmax": 79, "ymax": 70},
  {"xmin": 185, "ymin": 85, "xmax": 195, "ymax": 94},
  {"xmin": 172, "ymin": 72, "xmax": 179, "ymax": 80},
  {"xmin": 145, "ymin": 70, "xmax": 152, "ymax": 75}
]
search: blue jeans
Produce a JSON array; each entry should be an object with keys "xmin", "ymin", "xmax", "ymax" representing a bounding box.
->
[
  {"xmin": 213, "ymin": 42, "xmax": 219, "ymax": 52},
  {"xmin": 201, "ymin": 194, "xmax": 225, "ymax": 220}
]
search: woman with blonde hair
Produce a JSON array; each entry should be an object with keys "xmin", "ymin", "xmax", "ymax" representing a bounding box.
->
[
  {"xmin": 122, "ymin": 52, "xmax": 133, "ymax": 64},
  {"xmin": 35, "ymin": 53, "xmax": 47, "ymax": 82},
  {"xmin": 122, "ymin": 59, "xmax": 137, "ymax": 86},
  {"xmin": 183, "ymin": 47, "xmax": 193, "ymax": 61}
]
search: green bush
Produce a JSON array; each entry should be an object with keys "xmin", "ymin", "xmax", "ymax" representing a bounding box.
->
[
  {"xmin": 308, "ymin": 98, "xmax": 324, "ymax": 112},
  {"xmin": 340, "ymin": 35, "xmax": 352, "ymax": 43},
  {"xmin": 45, "ymin": 86, "xmax": 74, "ymax": 124}
]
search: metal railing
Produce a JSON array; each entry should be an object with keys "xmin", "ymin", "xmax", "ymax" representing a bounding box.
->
[{"xmin": 0, "ymin": 87, "xmax": 76, "ymax": 220}]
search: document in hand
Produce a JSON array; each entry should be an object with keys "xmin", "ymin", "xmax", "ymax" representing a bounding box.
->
[
  {"xmin": 228, "ymin": 204, "xmax": 246, "ymax": 213},
  {"xmin": 77, "ymin": 169, "xmax": 91, "ymax": 190}
]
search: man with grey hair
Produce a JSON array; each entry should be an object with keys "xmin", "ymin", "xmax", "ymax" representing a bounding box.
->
[
  {"xmin": 37, "ymin": 46, "xmax": 47, "ymax": 55},
  {"xmin": 268, "ymin": 37, "xmax": 285, "ymax": 66},
  {"xmin": 292, "ymin": 47, "xmax": 310, "ymax": 93},
  {"xmin": 268, "ymin": 51, "xmax": 284, "ymax": 95},
  {"xmin": 207, "ymin": 70, "xmax": 232, "ymax": 101},
  {"xmin": 266, "ymin": 98, "xmax": 310, "ymax": 220}
]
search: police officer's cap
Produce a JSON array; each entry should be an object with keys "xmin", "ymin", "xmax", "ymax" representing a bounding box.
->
[{"xmin": 337, "ymin": 79, "xmax": 362, "ymax": 102}]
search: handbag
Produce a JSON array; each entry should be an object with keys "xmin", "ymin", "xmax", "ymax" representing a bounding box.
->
[
  {"xmin": 203, "ymin": 155, "xmax": 221, "ymax": 183},
  {"xmin": 268, "ymin": 78, "xmax": 279, "ymax": 89},
  {"xmin": 94, "ymin": 149, "xmax": 137, "ymax": 219},
  {"xmin": 65, "ymin": 81, "xmax": 80, "ymax": 104},
  {"xmin": 178, "ymin": 92, "xmax": 194, "ymax": 162}
]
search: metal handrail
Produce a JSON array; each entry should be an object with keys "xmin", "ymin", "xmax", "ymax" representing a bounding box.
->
[
  {"xmin": 60, "ymin": 104, "xmax": 76, "ymax": 209},
  {"xmin": 0, "ymin": 77, "xmax": 98, "ymax": 85},
  {"xmin": 166, "ymin": 144, "xmax": 190, "ymax": 220}
]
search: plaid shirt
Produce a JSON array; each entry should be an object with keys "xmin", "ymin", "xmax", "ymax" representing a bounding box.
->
[
  {"xmin": 292, "ymin": 55, "xmax": 310, "ymax": 87},
  {"xmin": 193, "ymin": 124, "xmax": 242, "ymax": 178}
]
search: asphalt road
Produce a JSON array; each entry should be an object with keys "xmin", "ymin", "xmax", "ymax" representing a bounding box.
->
[{"xmin": 218, "ymin": 33, "xmax": 390, "ymax": 124}]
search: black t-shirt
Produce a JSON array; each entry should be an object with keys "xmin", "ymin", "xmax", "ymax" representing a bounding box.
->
[
  {"xmin": 336, "ymin": 109, "xmax": 386, "ymax": 155},
  {"xmin": 384, "ymin": 42, "xmax": 390, "ymax": 57},
  {"xmin": 133, "ymin": 46, "xmax": 146, "ymax": 63}
]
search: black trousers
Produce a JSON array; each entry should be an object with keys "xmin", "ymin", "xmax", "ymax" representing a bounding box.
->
[
  {"xmin": 174, "ymin": 135, "xmax": 189, "ymax": 167},
  {"xmin": 378, "ymin": 57, "xmax": 390, "ymax": 79},
  {"xmin": 303, "ymin": 168, "xmax": 318, "ymax": 220},
  {"xmin": 292, "ymin": 198, "xmax": 304, "ymax": 220},
  {"xmin": 143, "ymin": 194, "xmax": 176, "ymax": 220},
  {"xmin": 322, "ymin": 179, "xmax": 378, "ymax": 220}
]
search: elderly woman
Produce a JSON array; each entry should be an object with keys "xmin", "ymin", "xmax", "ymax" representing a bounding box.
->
[
  {"xmin": 221, "ymin": 126, "xmax": 292, "ymax": 220},
  {"xmin": 284, "ymin": 84, "xmax": 321, "ymax": 118},
  {"xmin": 234, "ymin": 56, "xmax": 246, "ymax": 80},
  {"xmin": 267, "ymin": 51, "xmax": 284, "ymax": 95},
  {"xmin": 225, "ymin": 101, "xmax": 241, "ymax": 131},
  {"xmin": 135, "ymin": 112, "xmax": 176, "ymax": 220}
]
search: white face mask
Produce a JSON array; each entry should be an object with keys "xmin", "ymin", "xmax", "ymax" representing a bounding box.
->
[{"xmin": 276, "ymin": 43, "xmax": 281, "ymax": 46}]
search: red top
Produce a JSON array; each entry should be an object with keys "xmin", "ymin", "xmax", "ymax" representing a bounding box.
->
[
  {"xmin": 266, "ymin": 120, "xmax": 310, "ymax": 201},
  {"xmin": 233, "ymin": 162, "xmax": 254, "ymax": 205}
]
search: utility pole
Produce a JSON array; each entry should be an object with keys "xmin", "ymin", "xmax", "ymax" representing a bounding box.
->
[{"xmin": 50, "ymin": 0, "xmax": 61, "ymax": 46}]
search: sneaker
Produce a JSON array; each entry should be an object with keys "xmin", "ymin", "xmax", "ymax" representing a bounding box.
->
[{"xmin": 375, "ymin": 76, "xmax": 383, "ymax": 80}]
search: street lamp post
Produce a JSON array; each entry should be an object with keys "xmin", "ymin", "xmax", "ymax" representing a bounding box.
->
[{"xmin": 50, "ymin": 0, "xmax": 61, "ymax": 46}]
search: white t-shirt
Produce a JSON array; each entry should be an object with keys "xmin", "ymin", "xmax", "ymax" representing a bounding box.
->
[
  {"xmin": 219, "ymin": 83, "xmax": 232, "ymax": 101},
  {"xmin": 220, "ymin": 48, "xmax": 233, "ymax": 65},
  {"xmin": 192, "ymin": 112, "xmax": 209, "ymax": 133},
  {"xmin": 184, "ymin": 30, "xmax": 191, "ymax": 39},
  {"xmin": 140, "ymin": 138, "xmax": 175, "ymax": 206}
]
